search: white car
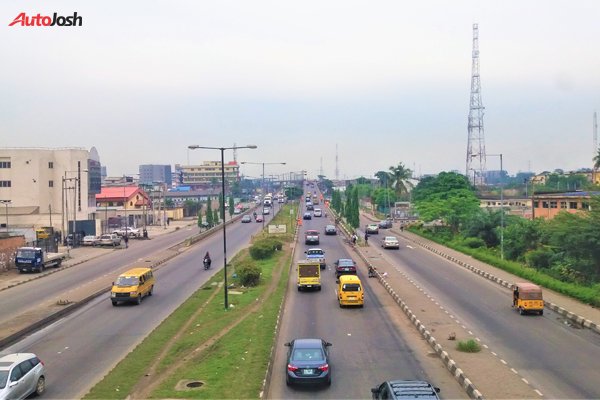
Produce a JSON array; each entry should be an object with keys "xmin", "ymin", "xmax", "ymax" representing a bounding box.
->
[
  {"xmin": 98, "ymin": 234, "xmax": 121, "ymax": 247},
  {"xmin": 0, "ymin": 353, "xmax": 46, "ymax": 399},
  {"xmin": 82, "ymin": 235, "xmax": 100, "ymax": 246},
  {"xmin": 113, "ymin": 227, "xmax": 140, "ymax": 237},
  {"xmin": 263, "ymin": 208, "xmax": 271, "ymax": 215},
  {"xmin": 382, "ymin": 236, "xmax": 400, "ymax": 249},
  {"xmin": 313, "ymin": 208, "xmax": 322, "ymax": 217}
]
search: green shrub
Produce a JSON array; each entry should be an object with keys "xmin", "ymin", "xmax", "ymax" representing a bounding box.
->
[
  {"xmin": 525, "ymin": 248, "xmax": 553, "ymax": 269},
  {"xmin": 235, "ymin": 260, "xmax": 262, "ymax": 286},
  {"xmin": 461, "ymin": 237, "xmax": 486, "ymax": 249},
  {"xmin": 249, "ymin": 238, "xmax": 283, "ymax": 260},
  {"xmin": 456, "ymin": 339, "xmax": 481, "ymax": 353}
]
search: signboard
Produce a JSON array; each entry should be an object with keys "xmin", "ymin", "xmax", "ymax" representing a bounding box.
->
[{"xmin": 268, "ymin": 224, "xmax": 287, "ymax": 234}]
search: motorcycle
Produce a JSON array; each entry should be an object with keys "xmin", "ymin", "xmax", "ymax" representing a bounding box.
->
[
  {"xmin": 203, "ymin": 258, "xmax": 211, "ymax": 270},
  {"xmin": 368, "ymin": 266, "xmax": 377, "ymax": 278}
]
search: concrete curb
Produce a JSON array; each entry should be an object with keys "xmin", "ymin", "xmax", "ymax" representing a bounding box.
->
[
  {"xmin": 260, "ymin": 203, "xmax": 302, "ymax": 399},
  {"xmin": 351, "ymin": 245, "xmax": 484, "ymax": 400},
  {"xmin": 360, "ymin": 212, "xmax": 600, "ymax": 336},
  {"xmin": 398, "ymin": 231, "xmax": 600, "ymax": 336}
]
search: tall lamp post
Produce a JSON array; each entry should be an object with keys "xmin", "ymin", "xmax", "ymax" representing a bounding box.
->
[
  {"xmin": 241, "ymin": 161, "xmax": 286, "ymax": 230},
  {"xmin": 487, "ymin": 154, "xmax": 504, "ymax": 259},
  {"xmin": 188, "ymin": 144, "xmax": 258, "ymax": 310},
  {"xmin": 0, "ymin": 200, "xmax": 11, "ymax": 233}
]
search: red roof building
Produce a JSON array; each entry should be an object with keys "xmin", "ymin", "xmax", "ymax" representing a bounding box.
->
[{"xmin": 96, "ymin": 186, "xmax": 150, "ymax": 210}]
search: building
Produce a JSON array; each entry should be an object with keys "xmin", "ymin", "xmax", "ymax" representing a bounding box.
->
[
  {"xmin": 175, "ymin": 161, "xmax": 239, "ymax": 188},
  {"xmin": 532, "ymin": 191, "xmax": 600, "ymax": 219},
  {"xmin": 96, "ymin": 186, "xmax": 151, "ymax": 231},
  {"xmin": 139, "ymin": 164, "xmax": 172, "ymax": 187},
  {"xmin": 0, "ymin": 147, "xmax": 101, "ymax": 238}
]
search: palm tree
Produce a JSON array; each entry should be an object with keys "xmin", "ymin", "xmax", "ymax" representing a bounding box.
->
[
  {"xmin": 374, "ymin": 171, "xmax": 391, "ymax": 187},
  {"xmin": 388, "ymin": 163, "xmax": 413, "ymax": 198},
  {"xmin": 593, "ymin": 148, "xmax": 600, "ymax": 185}
]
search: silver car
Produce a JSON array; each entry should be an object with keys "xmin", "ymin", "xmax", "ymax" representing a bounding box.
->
[{"xmin": 0, "ymin": 353, "xmax": 46, "ymax": 399}]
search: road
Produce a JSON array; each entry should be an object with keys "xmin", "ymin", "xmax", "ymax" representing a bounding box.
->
[
  {"xmin": 360, "ymin": 216, "xmax": 600, "ymax": 399},
  {"xmin": 267, "ymin": 195, "xmax": 467, "ymax": 399},
  {"xmin": 1, "ymin": 206, "xmax": 276, "ymax": 399}
]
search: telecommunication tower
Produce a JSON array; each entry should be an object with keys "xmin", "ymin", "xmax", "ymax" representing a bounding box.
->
[
  {"xmin": 465, "ymin": 23, "xmax": 486, "ymax": 184},
  {"xmin": 335, "ymin": 144, "xmax": 339, "ymax": 180},
  {"xmin": 320, "ymin": 157, "xmax": 324, "ymax": 177},
  {"xmin": 233, "ymin": 143, "xmax": 238, "ymax": 163}
]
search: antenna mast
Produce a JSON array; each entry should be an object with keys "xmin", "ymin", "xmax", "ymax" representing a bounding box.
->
[
  {"xmin": 335, "ymin": 144, "xmax": 339, "ymax": 180},
  {"xmin": 466, "ymin": 23, "xmax": 486, "ymax": 184},
  {"xmin": 233, "ymin": 143, "xmax": 238, "ymax": 163},
  {"xmin": 594, "ymin": 111, "xmax": 598, "ymax": 156}
]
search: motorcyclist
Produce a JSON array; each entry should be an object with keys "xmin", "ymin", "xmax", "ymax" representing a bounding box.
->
[
  {"xmin": 203, "ymin": 252, "xmax": 212, "ymax": 269},
  {"xmin": 368, "ymin": 265, "xmax": 376, "ymax": 278}
]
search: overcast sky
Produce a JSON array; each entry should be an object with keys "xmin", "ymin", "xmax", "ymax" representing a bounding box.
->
[{"xmin": 1, "ymin": 1, "xmax": 599, "ymax": 180}]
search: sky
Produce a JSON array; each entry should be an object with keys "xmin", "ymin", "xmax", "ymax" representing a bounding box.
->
[{"xmin": 1, "ymin": 1, "xmax": 599, "ymax": 181}]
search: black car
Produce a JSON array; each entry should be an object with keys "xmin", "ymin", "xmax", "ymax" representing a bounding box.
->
[
  {"xmin": 371, "ymin": 380, "xmax": 440, "ymax": 399},
  {"xmin": 241, "ymin": 215, "xmax": 252, "ymax": 223},
  {"xmin": 334, "ymin": 258, "xmax": 357, "ymax": 280},
  {"xmin": 306, "ymin": 204, "xmax": 314, "ymax": 211},
  {"xmin": 285, "ymin": 338, "xmax": 332, "ymax": 387},
  {"xmin": 303, "ymin": 212, "xmax": 312, "ymax": 220},
  {"xmin": 378, "ymin": 220, "xmax": 393, "ymax": 229},
  {"xmin": 324, "ymin": 225, "xmax": 337, "ymax": 235}
]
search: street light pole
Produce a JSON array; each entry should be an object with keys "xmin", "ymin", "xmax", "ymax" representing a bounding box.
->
[
  {"xmin": 241, "ymin": 161, "xmax": 286, "ymax": 230},
  {"xmin": 188, "ymin": 144, "xmax": 257, "ymax": 310},
  {"xmin": 488, "ymin": 153, "xmax": 504, "ymax": 260}
]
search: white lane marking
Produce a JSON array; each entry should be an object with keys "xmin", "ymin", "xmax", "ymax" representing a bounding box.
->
[
  {"xmin": 406, "ymin": 245, "xmax": 414, "ymax": 249},
  {"xmin": 468, "ymin": 330, "xmax": 473, "ymax": 335},
  {"xmin": 491, "ymin": 352, "xmax": 497, "ymax": 356},
  {"xmin": 500, "ymin": 359, "xmax": 507, "ymax": 365},
  {"xmin": 521, "ymin": 378, "xmax": 529, "ymax": 384},
  {"xmin": 482, "ymin": 344, "xmax": 488, "ymax": 349},
  {"xmin": 534, "ymin": 389, "xmax": 543, "ymax": 396},
  {"xmin": 511, "ymin": 368, "xmax": 518, "ymax": 374}
]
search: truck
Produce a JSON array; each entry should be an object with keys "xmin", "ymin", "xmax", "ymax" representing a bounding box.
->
[
  {"xmin": 15, "ymin": 247, "xmax": 67, "ymax": 273},
  {"xmin": 297, "ymin": 260, "xmax": 321, "ymax": 291}
]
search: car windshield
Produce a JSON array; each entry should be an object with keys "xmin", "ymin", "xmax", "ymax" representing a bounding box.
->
[
  {"xmin": 16, "ymin": 249, "xmax": 36, "ymax": 258},
  {"xmin": 115, "ymin": 276, "xmax": 139, "ymax": 286},
  {"xmin": 292, "ymin": 348, "xmax": 324, "ymax": 361},
  {"xmin": 306, "ymin": 250, "xmax": 323, "ymax": 255},
  {"xmin": 385, "ymin": 237, "xmax": 397, "ymax": 241},
  {"xmin": 306, "ymin": 231, "xmax": 318, "ymax": 235},
  {"xmin": 337, "ymin": 259, "xmax": 354, "ymax": 266},
  {"xmin": 342, "ymin": 283, "xmax": 361, "ymax": 292}
]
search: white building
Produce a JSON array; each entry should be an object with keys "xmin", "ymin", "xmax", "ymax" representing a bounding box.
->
[{"xmin": 0, "ymin": 147, "xmax": 102, "ymax": 236}]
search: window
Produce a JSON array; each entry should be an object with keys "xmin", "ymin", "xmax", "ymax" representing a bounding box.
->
[
  {"xmin": 19, "ymin": 360, "xmax": 33, "ymax": 375},
  {"xmin": 49, "ymin": 180, "xmax": 54, "ymax": 188},
  {"xmin": 550, "ymin": 201, "xmax": 557, "ymax": 209},
  {"xmin": 560, "ymin": 201, "xmax": 567, "ymax": 209},
  {"xmin": 569, "ymin": 202, "xmax": 578, "ymax": 209},
  {"xmin": 48, "ymin": 161, "xmax": 54, "ymax": 169},
  {"xmin": 0, "ymin": 181, "xmax": 11, "ymax": 188},
  {"xmin": 0, "ymin": 161, "xmax": 10, "ymax": 168},
  {"xmin": 542, "ymin": 201, "xmax": 549, "ymax": 209},
  {"xmin": 9, "ymin": 365, "xmax": 23, "ymax": 382}
]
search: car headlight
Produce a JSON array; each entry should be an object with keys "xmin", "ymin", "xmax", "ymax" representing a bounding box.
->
[
  {"xmin": 111, "ymin": 292, "xmax": 116, "ymax": 297},
  {"xmin": 130, "ymin": 291, "xmax": 137, "ymax": 296}
]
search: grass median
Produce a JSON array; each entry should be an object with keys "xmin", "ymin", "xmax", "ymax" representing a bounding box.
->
[{"xmin": 85, "ymin": 204, "xmax": 297, "ymax": 399}]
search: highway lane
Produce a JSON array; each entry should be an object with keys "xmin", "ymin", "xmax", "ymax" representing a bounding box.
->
[
  {"xmin": 3, "ymin": 205, "xmax": 274, "ymax": 399},
  {"xmin": 0, "ymin": 209, "xmax": 275, "ymax": 330},
  {"xmin": 366, "ymin": 221, "xmax": 600, "ymax": 399},
  {"xmin": 268, "ymin": 200, "xmax": 466, "ymax": 399}
]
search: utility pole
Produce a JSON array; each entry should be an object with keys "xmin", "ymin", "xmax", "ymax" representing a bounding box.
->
[{"xmin": 466, "ymin": 23, "xmax": 487, "ymax": 184}]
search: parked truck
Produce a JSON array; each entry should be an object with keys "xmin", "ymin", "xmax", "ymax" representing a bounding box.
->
[
  {"xmin": 15, "ymin": 247, "xmax": 67, "ymax": 273},
  {"xmin": 297, "ymin": 260, "xmax": 321, "ymax": 291}
]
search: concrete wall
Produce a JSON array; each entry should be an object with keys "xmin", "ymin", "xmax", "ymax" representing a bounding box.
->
[{"xmin": 0, "ymin": 236, "xmax": 26, "ymax": 272}]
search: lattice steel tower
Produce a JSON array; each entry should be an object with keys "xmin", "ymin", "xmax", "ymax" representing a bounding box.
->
[{"xmin": 466, "ymin": 23, "xmax": 486, "ymax": 183}]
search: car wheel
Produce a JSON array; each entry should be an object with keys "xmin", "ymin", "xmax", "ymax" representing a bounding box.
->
[
  {"xmin": 326, "ymin": 376, "xmax": 332, "ymax": 386},
  {"xmin": 519, "ymin": 307, "xmax": 525, "ymax": 315},
  {"xmin": 286, "ymin": 375, "xmax": 291, "ymax": 386},
  {"xmin": 136, "ymin": 295, "xmax": 142, "ymax": 305},
  {"xmin": 297, "ymin": 287, "xmax": 302, "ymax": 292},
  {"xmin": 539, "ymin": 310, "xmax": 544, "ymax": 315},
  {"xmin": 39, "ymin": 265, "xmax": 45, "ymax": 273},
  {"xmin": 35, "ymin": 376, "xmax": 46, "ymax": 396},
  {"xmin": 112, "ymin": 301, "xmax": 118, "ymax": 306},
  {"xmin": 148, "ymin": 285, "xmax": 153, "ymax": 296}
]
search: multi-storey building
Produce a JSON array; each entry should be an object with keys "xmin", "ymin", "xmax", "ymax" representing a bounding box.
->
[
  {"xmin": 175, "ymin": 161, "xmax": 239, "ymax": 188},
  {"xmin": 0, "ymin": 147, "xmax": 102, "ymax": 237},
  {"xmin": 139, "ymin": 164, "xmax": 172, "ymax": 187}
]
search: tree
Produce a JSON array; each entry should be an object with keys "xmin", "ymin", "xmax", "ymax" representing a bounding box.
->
[
  {"xmin": 502, "ymin": 217, "xmax": 544, "ymax": 261},
  {"xmin": 375, "ymin": 170, "xmax": 391, "ymax": 187},
  {"xmin": 197, "ymin": 210, "xmax": 203, "ymax": 228},
  {"xmin": 213, "ymin": 209, "xmax": 220, "ymax": 225},
  {"xmin": 206, "ymin": 199, "xmax": 214, "ymax": 227},
  {"xmin": 356, "ymin": 176, "xmax": 370, "ymax": 185},
  {"xmin": 413, "ymin": 172, "xmax": 480, "ymax": 234},
  {"xmin": 388, "ymin": 163, "xmax": 413, "ymax": 198},
  {"xmin": 228, "ymin": 196, "xmax": 235, "ymax": 217},
  {"xmin": 372, "ymin": 188, "xmax": 397, "ymax": 213}
]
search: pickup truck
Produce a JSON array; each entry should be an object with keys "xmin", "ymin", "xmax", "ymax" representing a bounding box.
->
[
  {"xmin": 15, "ymin": 247, "xmax": 66, "ymax": 273},
  {"xmin": 305, "ymin": 248, "xmax": 326, "ymax": 269},
  {"xmin": 297, "ymin": 260, "xmax": 321, "ymax": 291}
]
